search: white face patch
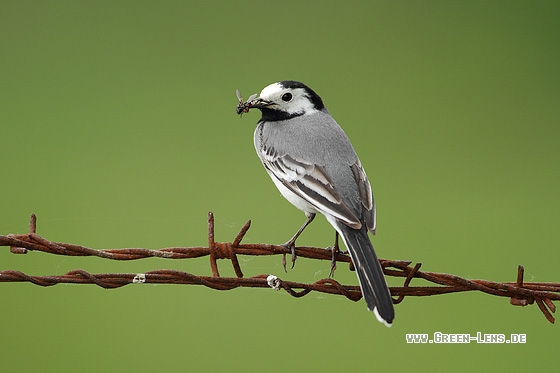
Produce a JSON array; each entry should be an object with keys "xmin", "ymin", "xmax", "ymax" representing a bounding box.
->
[
  {"xmin": 259, "ymin": 82, "xmax": 284, "ymax": 100},
  {"xmin": 258, "ymin": 82, "xmax": 320, "ymax": 116}
]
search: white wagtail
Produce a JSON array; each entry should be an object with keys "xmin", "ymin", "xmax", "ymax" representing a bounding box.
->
[{"xmin": 236, "ymin": 80, "xmax": 394, "ymax": 327}]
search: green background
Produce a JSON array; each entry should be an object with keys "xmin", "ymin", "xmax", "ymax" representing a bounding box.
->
[{"xmin": 2, "ymin": 1, "xmax": 559, "ymax": 371}]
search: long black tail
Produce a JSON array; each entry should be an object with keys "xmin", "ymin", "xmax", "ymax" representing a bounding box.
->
[{"xmin": 337, "ymin": 223, "xmax": 394, "ymax": 327}]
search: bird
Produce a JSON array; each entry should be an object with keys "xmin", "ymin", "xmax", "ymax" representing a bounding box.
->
[{"xmin": 236, "ymin": 80, "xmax": 394, "ymax": 327}]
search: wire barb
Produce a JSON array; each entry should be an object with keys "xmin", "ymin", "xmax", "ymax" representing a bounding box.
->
[{"xmin": 1, "ymin": 213, "xmax": 559, "ymax": 324}]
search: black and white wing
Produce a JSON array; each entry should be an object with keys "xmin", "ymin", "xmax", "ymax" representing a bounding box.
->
[
  {"xmin": 350, "ymin": 159, "xmax": 376, "ymax": 234},
  {"xmin": 260, "ymin": 144, "xmax": 365, "ymax": 229}
]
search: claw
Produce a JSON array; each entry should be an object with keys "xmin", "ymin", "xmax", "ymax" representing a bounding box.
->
[
  {"xmin": 329, "ymin": 247, "xmax": 338, "ymax": 278},
  {"xmin": 329, "ymin": 231, "xmax": 340, "ymax": 278},
  {"xmin": 281, "ymin": 240, "xmax": 298, "ymax": 271},
  {"xmin": 279, "ymin": 213, "xmax": 315, "ymax": 272},
  {"xmin": 290, "ymin": 243, "xmax": 297, "ymax": 269}
]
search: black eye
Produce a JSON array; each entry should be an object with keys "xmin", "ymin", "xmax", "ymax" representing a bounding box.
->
[{"xmin": 281, "ymin": 92, "xmax": 292, "ymax": 102}]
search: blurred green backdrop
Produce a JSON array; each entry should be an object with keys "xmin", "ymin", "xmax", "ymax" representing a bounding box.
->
[{"xmin": 1, "ymin": 1, "xmax": 559, "ymax": 371}]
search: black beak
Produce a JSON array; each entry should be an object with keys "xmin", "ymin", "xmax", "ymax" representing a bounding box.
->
[{"xmin": 245, "ymin": 97, "xmax": 272, "ymax": 109}]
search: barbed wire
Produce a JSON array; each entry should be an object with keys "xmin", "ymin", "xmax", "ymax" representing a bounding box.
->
[{"xmin": 1, "ymin": 212, "xmax": 558, "ymax": 323}]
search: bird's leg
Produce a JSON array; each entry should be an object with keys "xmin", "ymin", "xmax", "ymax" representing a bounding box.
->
[
  {"xmin": 329, "ymin": 231, "xmax": 340, "ymax": 278},
  {"xmin": 282, "ymin": 213, "xmax": 315, "ymax": 271}
]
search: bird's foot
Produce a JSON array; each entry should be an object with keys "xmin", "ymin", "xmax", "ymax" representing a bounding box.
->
[
  {"xmin": 328, "ymin": 245, "xmax": 339, "ymax": 278},
  {"xmin": 281, "ymin": 240, "xmax": 297, "ymax": 272}
]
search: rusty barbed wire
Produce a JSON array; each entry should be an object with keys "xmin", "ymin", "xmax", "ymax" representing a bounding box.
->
[{"xmin": 1, "ymin": 212, "xmax": 558, "ymax": 323}]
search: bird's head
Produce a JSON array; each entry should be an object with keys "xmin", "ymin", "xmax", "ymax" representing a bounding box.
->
[{"xmin": 237, "ymin": 80, "xmax": 325, "ymax": 121}]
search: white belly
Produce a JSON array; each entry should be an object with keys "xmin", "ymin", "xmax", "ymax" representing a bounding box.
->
[{"xmin": 266, "ymin": 169, "xmax": 319, "ymax": 215}]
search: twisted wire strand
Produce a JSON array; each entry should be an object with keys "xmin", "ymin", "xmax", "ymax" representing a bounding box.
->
[{"xmin": 1, "ymin": 213, "xmax": 558, "ymax": 323}]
